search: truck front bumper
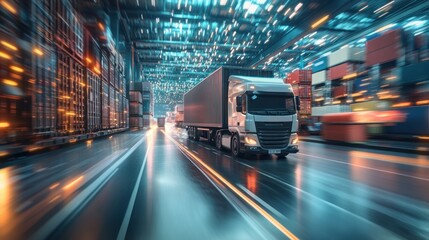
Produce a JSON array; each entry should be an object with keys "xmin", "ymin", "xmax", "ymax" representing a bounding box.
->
[{"xmin": 244, "ymin": 145, "xmax": 299, "ymax": 154}]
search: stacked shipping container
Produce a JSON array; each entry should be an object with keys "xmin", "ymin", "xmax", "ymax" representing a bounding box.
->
[
  {"xmin": 0, "ymin": 0, "xmax": 129, "ymax": 150},
  {"xmin": 129, "ymin": 91, "xmax": 143, "ymax": 128},
  {"xmin": 285, "ymin": 70, "xmax": 312, "ymax": 118}
]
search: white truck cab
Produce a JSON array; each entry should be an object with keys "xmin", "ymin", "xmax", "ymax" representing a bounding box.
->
[{"xmin": 217, "ymin": 76, "xmax": 300, "ymax": 158}]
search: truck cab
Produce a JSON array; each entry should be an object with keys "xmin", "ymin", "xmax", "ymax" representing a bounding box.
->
[{"xmin": 218, "ymin": 76, "xmax": 300, "ymax": 158}]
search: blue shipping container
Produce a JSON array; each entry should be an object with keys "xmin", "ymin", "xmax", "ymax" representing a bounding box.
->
[
  {"xmin": 385, "ymin": 106, "xmax": 429, "ymax": 135},
  {"xmin": 312, "ymin": 56, "xmax": 329, "ymax": 73},
  {"xmin": 400, "ymin": 61, "xmax": 429, "ymax": 85}
]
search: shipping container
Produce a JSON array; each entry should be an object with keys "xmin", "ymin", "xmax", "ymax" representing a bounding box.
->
[
  {"xmin": 350, "ymin": 101, "xmax": 391, "ymax": 112},
  {"xmin": 328, "ymin": 63, "xmax": 361, "ymax": 80},
  {"xmin": 285, "ymin": 69, "xmax": 312, "ymax": 84},
  {"xmin": 101, "ymin": 48, "xmax": 109, "ymax": 82},
  {"xmin": 366, "ymin": 45, "xmax": 402, "ymax": 67},
  {"xmin": 129, "ymin": 91, "xmax": 143, "ymax": 103},
  {"xmin": 129, "ymin": 102, "xmax": 143, "ymax": 116},
  {"xmin": 101, "ymin": 81, "xmax": 109, "ymax": 129},
  {"xmin": 312, "ymin": 56, "xmax": 329, "ymax": 73},
  {"xmin": 400, "ymin": 61, "xmax": 429, "ymax": 85},
  {"xmin": 366, "ymin": 29, "xmax": 403, "ymax": 53},
  {"xmin": 311, "ymin": 105, "xmax": 351, "ymax": 117},
  {"xmin": 332, "ymin": 85, "xmax": 348, "ymax": 98},
  {"xmin": 124, "ymin": 97, "xmax": 129, "ymax": 128},
  {"xmin": 143, "ymin": 114, "xmax": 151, "ymax": 128},
  {"xmin": 366, "ymin": 29, "xmax": 404, "ymax": 67},
  {"xmin": 130, "ymin": 116, "xmax": 143, "ymax": 128},
  {"xmin": 86, "ymin": 70, "xmax": 101, "ymax": 132},
  {"xmin": 328, "ymin": 46, "xmax": 365, "ymax": 67},
  {"xmin": 300, "ymin": 99, "xmax": 312, "ymax": 115},
  {"xmin": 56, "ymin": 51, "xmax": 85, "ymax": 134},
  {"xmin": 109, "ymin": 86, "xmax": 116, "ymax": 129},
  {"xmin": 291, "ymin": 85, "xmax": 312, "ymax": 99},
  {"xmin": 312, "ymin": 70, "xmax": 327, "ymax": 85}
]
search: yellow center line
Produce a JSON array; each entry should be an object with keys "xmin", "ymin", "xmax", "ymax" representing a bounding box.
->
[{"xmin": 161, "ymin": 130, "xmax": 299, "ymax": 240}]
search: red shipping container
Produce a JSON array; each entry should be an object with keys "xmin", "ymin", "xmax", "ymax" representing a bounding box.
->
[
  {"xmin": 366, "ymin": 29, "xmax": 402, "ymax": 53},
  {"xmin": 285, "ymin": 70, "xmax": 312, "ymax": 84},
  {"xmin": 366, "ymin": 44, "xmax": 402, "ymax": 66},
  {"xmin": 299, "ymin": 99, "xmax": 312, "ymax": 115},
  {"xmin": 328, "ymin": 63, "xmax": 359, "ymax": 80},
  {"xmin": 299, "ymin": 85, "xmax": 312, "ymax": 99},
  {"xmin": 332, "ymin": 85, "xmax": 347, "ymax": 98}
]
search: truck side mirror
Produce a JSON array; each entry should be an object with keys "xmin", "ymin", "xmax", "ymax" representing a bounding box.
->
[
  {"xmin": 236, "ymin": 96, "xmax": 243, "ymax": 112},
  {"xmin": 295, "ymin": 96, "xmax": 301, "ymax": 111}
]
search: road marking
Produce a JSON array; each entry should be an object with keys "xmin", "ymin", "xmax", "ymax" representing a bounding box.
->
[
  {"xmin": 297, "ymin": 153, "xmax": 429, "ymax": 181},
  {"xmin": 117, "ymin": 148, "xmax": 150, "ymax": 240},
  {"xmin": 192, "ymin": 150, "xmax": 199, "ymax": 155},
  {"xmin": 31, "ymin": 135, "xmax": 147, "ymax": 240},
  {"xmin": 162, "ymin": 130, "xmax": 299, "ymax": 240},
  {"xmin": 237, "ymin": 184, "xmax": 285, "ymax": 219}
]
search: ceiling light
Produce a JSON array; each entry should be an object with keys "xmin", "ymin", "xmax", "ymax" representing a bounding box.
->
[
  {"xmin": 267, "ymin": 4, "xmax": 273, "ymax": 12},
  {"xmin": 248, "ymin": 4, "xmax": 258, "ymax": 14},
  {"xmin": 277, "ymin": 5, "xmax": 285, "ymax": 12},
  {"xmin": 295, "ymin": 2, "xmax": 303, "ymax": 11},
  {"xmin": 284, "ymin": 8, "xmax": 291, "ymax": 16},
  {"xmin": 243, "ymin": 1, "xmax": 251, "ymax": 9},
  {"xmin": 311, "ymin": 15, "xmax": 329, "ymax": 28},
  {"xmin": 220, "ymin": 0, "xmax": 227, "ymax": 6},
  {"xmin": 289, "ymin": 11, "xmax": 297, "ymax": 19}
]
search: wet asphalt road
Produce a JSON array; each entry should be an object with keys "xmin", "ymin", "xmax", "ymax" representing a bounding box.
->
[{"xmin": 0, "ymin": 125, "xmax": 428, "ymax": 240}]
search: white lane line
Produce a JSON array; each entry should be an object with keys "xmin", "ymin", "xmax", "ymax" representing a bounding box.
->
[
  {"xmin": 31, "ymin": 136, "xmax": 147, "ymax": 240},
  {"xmin": 116, "ymin": 147, "xmax": 150, "ymax": 240},
  {"xmin": 192, "ymin": 150, "xmax": 199, "ymax": 155},
  {"xmin": 237, "ymin": 184, "xmax": 285, "ymax": 219},
  {"xmin": 297, "ymin": 153, "xmax": 429, "ymax": 181}
]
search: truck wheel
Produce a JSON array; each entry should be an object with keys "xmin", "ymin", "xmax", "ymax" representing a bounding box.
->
[
  {"xmin": 276, "ymin": 153, "xmax": 289, "ymax": 159},
  {"xmin": 216, "ymin": 132, "xmax": 223, "ymax": 150},
  {"xmin": 194, "ymin": 128, "xmax": 200, "ymax": 141},
  {"xmin": 231, "ymin": 134, "xmax": 242, "ymax": 158}
]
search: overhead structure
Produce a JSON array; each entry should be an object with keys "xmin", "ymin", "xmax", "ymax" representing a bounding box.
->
[{"xmin": 79, "ymin": 0, "xmax": 429, "ymax": 107}]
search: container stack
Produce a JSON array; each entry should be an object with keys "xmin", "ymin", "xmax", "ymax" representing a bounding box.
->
[
  {"xmin": 364, "ymin": 28, "xmax": 429, "ymax": 136},
  {"xmin": 310, "ymin": 47, "xmax": 365, "ymax": 120},
  {"xmin": 84, "ymin": 29, "xmax": 102, "ymax": 133},
  {"xmin": 129, "ymin": 91, "xmax": 143, "ymax": 128},
  {"xmin": 327, "ymin": 46, "xmax": 365, "ymax": 104},
  {"xmin": 0, "ymin": 0, "xmax": 30, "ymax": 144},
  {"xmin": 0, "ymin": 0, "xmax": 130, "ymax": 153},
  {"xmin": 285, "ymin": 70, "xmax": 312, "ymax": 122},
  {"xmin": 54, "ymin": 0, "xmax": 86, "ymax": 135},
  {"xmin": 130, "ymin": 82, "xmax": 153, "ymax": 128},
  {"xmin": 30, "ymin": 0, "xmax": 57, "ymax": 137}
]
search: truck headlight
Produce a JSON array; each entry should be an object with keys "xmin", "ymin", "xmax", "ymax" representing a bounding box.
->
[
  {"xmin": 245, "ymin": 136, "xmax": 257, "ymax": 145},
  {"xmin": 290, "ymin": 134, "xmax": 299, "ymax": 145}
]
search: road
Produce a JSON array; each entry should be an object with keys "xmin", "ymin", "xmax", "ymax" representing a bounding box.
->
[{"xmin": 0, "ymin": 125, "xmax": 428, "ymax": 240}]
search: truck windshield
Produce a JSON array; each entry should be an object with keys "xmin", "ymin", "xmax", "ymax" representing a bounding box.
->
[{"xmin": 247, "ymin": 94, "xmax": 296, "ymax": 115}]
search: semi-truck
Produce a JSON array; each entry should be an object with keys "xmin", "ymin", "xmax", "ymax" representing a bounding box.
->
[
  {"xmin": 175, "ymin": 104, "xmax": 184, "ymax": 128},
  {"xmin": 184, "ymin": 67, "xmax": 300, "ymax": 158}
]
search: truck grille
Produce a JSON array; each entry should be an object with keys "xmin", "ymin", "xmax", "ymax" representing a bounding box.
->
[{"xmin": 255, "ymin": 122, "xmax": 292, "ymax": 149}]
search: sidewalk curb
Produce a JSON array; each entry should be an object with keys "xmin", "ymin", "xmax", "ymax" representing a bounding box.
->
[{"xmin": 301, "ymin": 138, "xmax": 429, "ymax": 155}]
